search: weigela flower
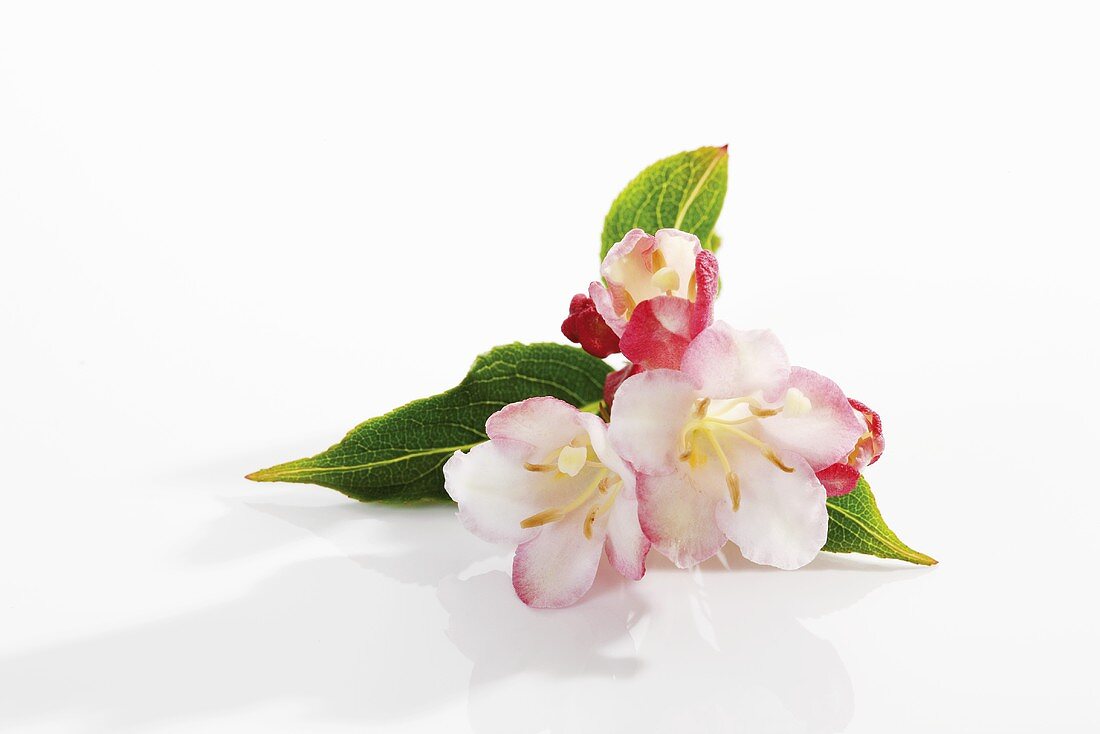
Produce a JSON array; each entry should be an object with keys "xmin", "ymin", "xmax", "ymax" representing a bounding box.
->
[
  {"xmin": 443, "ymin": 397, "xmax": 649, "ymax": 608},
  {"xmin": 815, "ymin": 399, "xmax": 885, "ymax": 496},
  {"xmin": 608, "ymin": 322, "xmax": 865, "ymax": 570},
  {"xmin": 563, "ymin": 228, "xmax": 719, "ymax": 370}
]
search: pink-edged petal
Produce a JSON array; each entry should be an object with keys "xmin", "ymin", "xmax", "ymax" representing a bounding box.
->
[
  {"xmin": 443, "ymin": 439, "xmax": 561, "ymax": 546},
  {"xmin": 754, "ymin": 367, "xmax": 865, "ymax": 471},
  {"xmin": 680, "ymin": 322, "xmax": 791, "ymax": 400},
  {"xmin": 689, "ymin": 249, "xmax": 719, "ymax": 337},
  {"xmin": 717, "ymin": 444, "xmax": 828, "ymax": 570},
  {"xmin": 618, "ymin": 296, "xmax": 693, "ymax": 371},
  {"xmin": 815, "ymin": 462, "xmax": 861, "ymax": 497},
  {"xmin": 589, "ymin": 281, "xmax": 627, "ymax": 337},
  {"xmin": 602, "ymin": 362, "xmax": 641, "ymax": 410},
  {"xmin": 603, "ymin": 494, "xmax": 650, "ymax": 580},
  {"xmin": 601, "ymin": 229, "xmax": 658, "ymax": 322},
  {"xmin": 635, "ymin": 459, "xmax": 730, "ymax": 568},
  {"xmin": 608, "ymin": 369, "xmax": 698, "ymax": 476},
  {"xmin": 512, "ymin": 507, "xmax": 608, "ymax": 608},
  {"xmin": 485, "ymin": 397, "xmax": 583, "ymax": 458}
]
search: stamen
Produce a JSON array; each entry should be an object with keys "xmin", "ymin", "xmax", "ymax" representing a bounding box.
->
[
  {"xmin": 763, "ymin": 448, "xmax": 795, "ymax": 473},
  {"xmin": 583, "ymin": 480, "xmax": 623, "ymax": 538},
  {"xmin": 519, "ymin": 508, "xmax": 564, "ymax": 528},
  {"xmin": 702, "ymin": 429, "xmax": 733, "ymax": 476},
  {"xmin": 687, "ymin": 271, "xmax": 697, "ymax": 301},
  {"xmin": 519, "ymin": 468, "xmax": 608, "ymax": 530},
  {"xmin": 707, "ymin": 423, "xmax": 795, "ymax": 473},
  {"xmin": 523, "ymin": 462, "xmax": 555, "ymax": 472},
  {"xmin": 694, "ymin": 398, "xmax": 711, "ymax": 418},
  {"xmin": 749, "ymin": 405, "xmax": 781, "ymax": 418},
  {"xmin": 726, "ymin": 472, "xmax": 741, "ymax": 511}
]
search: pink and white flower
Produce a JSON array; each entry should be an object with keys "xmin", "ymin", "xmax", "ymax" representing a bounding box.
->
[
  {"xmin": 592, "ymin": 228, "xmax": 719, "ymax": 370},
  {"xmin": 608, "ymin": 322, "xmax": 865, "ymax": 570},
  {"xmin": 562, "ymin": 228, "xmax": 719, "ymax": 371},
  {"xmin": 443, "ymin": 397, "xmax": 649, "ymax": 608}
]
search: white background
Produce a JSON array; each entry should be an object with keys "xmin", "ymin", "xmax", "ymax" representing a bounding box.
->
[{"xmin": 2, "ymin": 1, "xmax": 1098, "ymax": 732}]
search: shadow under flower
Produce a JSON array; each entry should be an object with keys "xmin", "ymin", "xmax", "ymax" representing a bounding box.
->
[
  {"xmin": 0, "ymin": 493, "xmax": 932, "ymax": 734},
  {"xmin": 439, "ymin": 549, "xmax": 932, "ymax": 734}
]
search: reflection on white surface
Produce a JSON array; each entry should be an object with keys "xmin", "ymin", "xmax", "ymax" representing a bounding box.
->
[
  {"xmin": 441, "ymin": 554, "xmax": 923, "ymax": 734},
  {"xmin": 0, "ymin": 497, "xmax": 928, "ymax": 733}
]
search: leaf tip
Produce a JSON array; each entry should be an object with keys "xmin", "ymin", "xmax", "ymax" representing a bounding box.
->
[
  {"xmin": 718, "ymin": 143, "xmax": 729, "ymax": 154},
  {"xmin": 245, "ymin": 467, "xmax": 275, "ymax": 482}
]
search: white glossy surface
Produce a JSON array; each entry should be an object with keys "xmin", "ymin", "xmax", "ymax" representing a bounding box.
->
[{"xmin": 2, "ymin": 2, "xmax": 1098, "ymax": 731}]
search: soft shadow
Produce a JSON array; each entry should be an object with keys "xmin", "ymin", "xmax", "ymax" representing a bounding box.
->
[
  {"xmin": 439, "ymin": 549, "xmax": 933, "ymax": 734},
  {"xmin": 0, "ymin": 554, "xmax": 472, "ymax": 733},
  {"xmin": 0, "ymin": 493, "xmax": 931, "ymax": 733}
]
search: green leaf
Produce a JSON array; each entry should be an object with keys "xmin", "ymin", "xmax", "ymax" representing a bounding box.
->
[
  {"xmin": 247, "ymin": 343, "xmax": 612, "ymax": 503},
  {"xmin": 824, "ymin": 476, "xmax": 937, "ymax": 565},
  {"xmin": 601, "ymin": 145, "xmax": 729, "ymax": 259}
]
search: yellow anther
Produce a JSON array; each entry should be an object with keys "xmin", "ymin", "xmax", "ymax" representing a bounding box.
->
[
  {"xmin": 523, "ymin": 462, "xmax": 555, "ymax": 472},
  {"xmin": 763, "ymin": 447, "xmax": 795, "ymax": 473},
  {"xmin": 687, "ymin": 271, "xmax": 698, "ymax": 301},
  {"xmin": 582, "ymin": 480, "xmax": 623, "ymax": 539},
  {"xmin": 749, "ymin": 405, "xmax": 781, "ymax": 418},
  {"xmin": 694, "ymin": 398, "xmax": 711, "ymax": 418},
  {"xmin": 726, "ymin": 472, "xmax": 741, "ymax": 511},
  {"xmin": 520, "ymin": 508, "xmax": 564, "ymax": 529}
]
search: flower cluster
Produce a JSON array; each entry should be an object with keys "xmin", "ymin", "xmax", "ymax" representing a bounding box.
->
[{"xmin": 444, "ymin": 228, "xmax": 884, "ymax": 608}]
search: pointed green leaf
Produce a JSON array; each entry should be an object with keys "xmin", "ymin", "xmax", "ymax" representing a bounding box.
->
[
  {"xmin": 247, "ymin": 343, "xmax": 611, "ymax": 503},
  {"xmin": 601, "ymin": 145, "xmax": 728, "ymax": 259},
  {"xmin": 823, "ymin": 476, "xmax": 937, "ymax": 565}
]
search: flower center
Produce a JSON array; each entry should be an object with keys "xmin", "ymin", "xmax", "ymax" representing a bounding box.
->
[
  {"xmin": 519, "ymin": 443, "xmax": 623, "ymax": 538},
  {"xmin": 679, "ymin": 391, "xmax": 807, "ymax": 511}
]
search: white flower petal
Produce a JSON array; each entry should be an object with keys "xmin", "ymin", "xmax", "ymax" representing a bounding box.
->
[
  {"xmin": 485, "ymin": 397, "xmax": 584, "ymax": 459},
  {"xmin": 603, "ymin": 493, "xmax": 650, "ymax": 580},
  {"xmin": 512, "ymin": 505, "xmax": 607, "ymax": 608},
  {"xmin": 717, "ymin": 444, "xmax": 828, "ymax": 570},
  {"xmin": 635, "ymin": 459, "xmax": 730, "ymax": 568},
  {"xmin": 443, "ymin": 439, "xmax": 574, "ymax": 546},
  {"xmin": 608, "ymin": 369, "xmax": 699, "ymax": 476},
  {"xmin": 681, "ymin": 322, "xmax": 791, "ymax": 401},
  {"xmin": 753, "ymin": 367, "xmax": 866, "ymax": 471}
]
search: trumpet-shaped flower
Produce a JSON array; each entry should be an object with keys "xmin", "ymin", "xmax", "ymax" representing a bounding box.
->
[
  {"xmin": 608, "ymin": 322, "xmax": 865, "ymax": 570},
  {"xmin": 815, "ymin": 399, "xmax": 885, "ymax": 496},
  {"xmin": 443, "ymin": 397, "xmax": 649, "ymax": 608},
  {"xmin": 563, "ymin": 228, "xmax": 719, "ymax": 369}
]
